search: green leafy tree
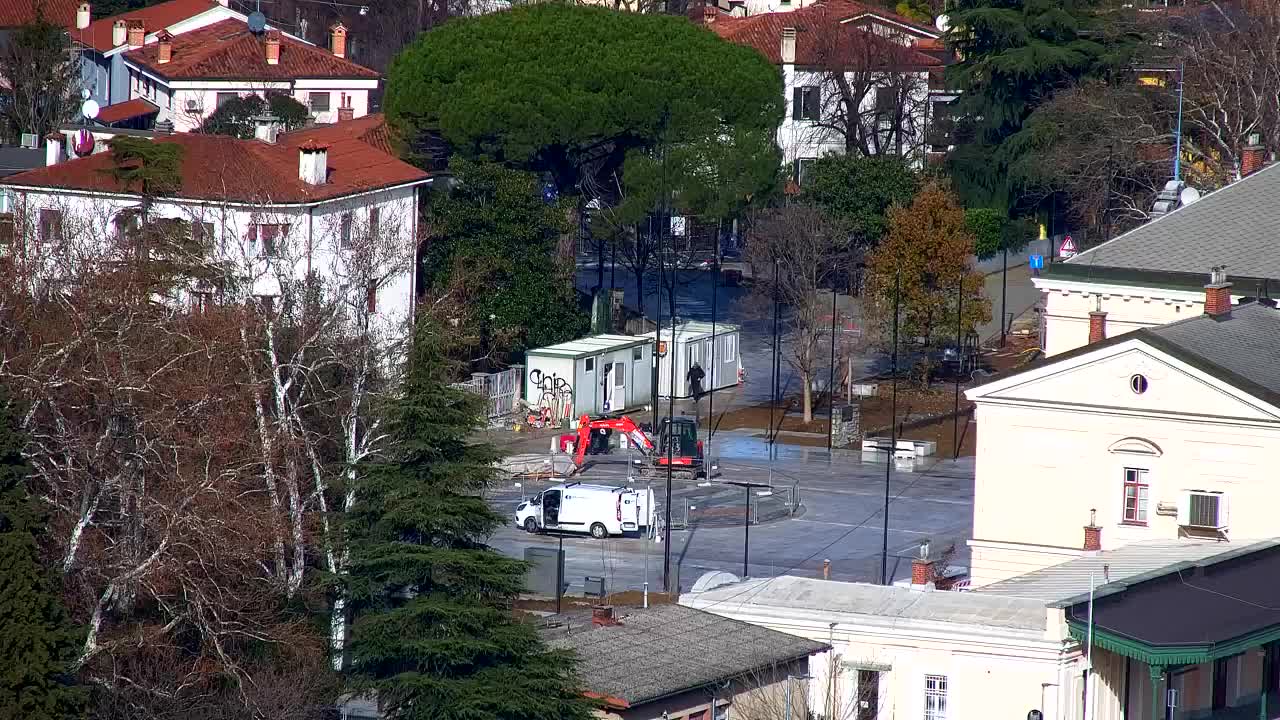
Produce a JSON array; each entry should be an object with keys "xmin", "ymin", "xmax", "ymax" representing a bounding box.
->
[
  {"xmin": 964, "ymin": 207, "xmax": 1036, "ymax": 259},
  {"xmin": 801, "ymin": 154, "xmax": 919, "ymax": 250},
  {"xmin": 197, "ymin": 93, "xmax": 310, "ymax": 139},
  {"xmin": 422, "ymin": 159, "xmax": 589, "ymax": 356},
  {"xmin": 0, "ymin": 391, "xmax": 85, "ymax": 720},
  {"xmin": 945, "ymin": 0, "xmax": 1135, "ymax": 210},
  {"xmin": 384, "ymin": 3, "xmax": 782, "ymax": 194},
  {"xmin": 343, "ymin": 319, "xmax": 592, "ymax": 720}
]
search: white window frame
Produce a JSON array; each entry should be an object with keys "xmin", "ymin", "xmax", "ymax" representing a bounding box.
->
[
  {"xmin": 1123, "ymin": 467, "xmax": 1150, "ymax": 525},
  {"xmin": 924, "ymin": 674, "xmax": 947, "ymax": 720},
  {"xmin": 723, "ymin": 333, "xmax": 737, "ymax": 363}
]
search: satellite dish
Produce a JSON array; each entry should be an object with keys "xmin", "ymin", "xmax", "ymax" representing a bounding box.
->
[
  {"xmin": 935, "ymin": 13, "xmax": 951, "ymax": 32},
  {"xmin": 1180, "ymin": 186, "xmax": 1202, "ymax": 206},
  {"xmin": 247, "ymin": 10, "xmax": 267, "ymax": 32},
  {"xmin": 81, "ymin": 99, "xmax": 99, "ymax": 120}
]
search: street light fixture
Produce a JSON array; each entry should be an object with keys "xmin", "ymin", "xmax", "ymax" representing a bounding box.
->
[{"xmin": 715, "ymin": 479, "xmax": 771, "ymax": 578}]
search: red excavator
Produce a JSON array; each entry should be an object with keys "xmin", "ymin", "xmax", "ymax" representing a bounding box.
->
[{"xmin": 573, "ymin": 413, "xmax": 705, "ymax": 478}]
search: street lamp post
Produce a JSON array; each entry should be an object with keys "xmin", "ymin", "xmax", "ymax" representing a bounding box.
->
[
  {"xmin": 784, "ymin": 673, "xmax": 812, "ymax": 720},
  {"xmin": 719, "ymin": 480, "xmax": 771, "ymax": 579},
  {"xmin": 882, "ymin": 269, "xmax": 900, "ymax": 586}
]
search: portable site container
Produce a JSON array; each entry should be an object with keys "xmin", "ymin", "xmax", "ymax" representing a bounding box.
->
[
  {"xmin": 524, "ymin": 334, "xmax": 655, "ymax": 419},
  {"xmin": 653, "ymin": 321, "xmax": 742, "ymax": 399}
]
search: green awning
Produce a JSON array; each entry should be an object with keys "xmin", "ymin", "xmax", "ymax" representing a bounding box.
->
[{"xmin": 1068, "ymin": 622, "xmax": 1280, "ymax": 667}]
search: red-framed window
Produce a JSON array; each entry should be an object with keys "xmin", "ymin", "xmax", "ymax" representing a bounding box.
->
[{"xmin": 1123, "ymin": 468, "xmax": 1149, "ymax": 524}]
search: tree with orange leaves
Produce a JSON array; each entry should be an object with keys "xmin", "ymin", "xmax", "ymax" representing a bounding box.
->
[{"xmin": 865, "ymin": 181, "xmax": 989, "ymax": 380}]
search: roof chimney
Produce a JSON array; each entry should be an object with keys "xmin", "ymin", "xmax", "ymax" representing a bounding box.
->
[
  {"xmin": 298, "ymin": 140, "xmax": 328, "ymax": 185},
  {"xmin": 45, "ymin": 133, "xmax": 62, "ymax": 167},
  {"xmin": 1083, "ymin": 509, "xmax": 1101, "ymax": 552},
  {"xmin": 1088, "ymin": 296, "xmax": 1107, "ymax": 344},
  {"xmin": 910, "ymin": 540, "xmax": 934, "ymax": 588},
  {"xmin": 591, "ymin": 605, "xmax": 619, "ymax": 627},
  {"xmin": 781, "ymin": 26, "xmax": 797, "ymax": 64},
  {"xmin": 264, "ymin": 30, "xmax": 280, "ymax": 65},
  {"xmin": 127, "ymin": 19, "xmax": 144, "ymax": 48},
  {"xmin": 112, "ymin": 19, "xmax": 126, "ymax": 47},
  {"xmin": 1205, "ymin": 266, "xmax": 1232, "ymax": 317},
  {"xmin": 157, "ymin": 31, "xmax": 172, "ymax": 64},
  {"xmin": 76, "ymin": 2, "xmax": 90, "ymax": 30},
  {"xmin": 254, "ymin": 112, "xmax": 280, "ymax": 144},
  {"xmin": 1241, "ymin": 132, "xmax": 1266, "ymax": 178},
  {"xmin": 329, "ymin": 22, "xmax": 347, "ymax": 59}
]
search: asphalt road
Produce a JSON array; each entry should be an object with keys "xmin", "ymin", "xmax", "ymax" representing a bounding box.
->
[{"xmin": 488, "ymin": 448, "xmax": 975, "ymax": 597}]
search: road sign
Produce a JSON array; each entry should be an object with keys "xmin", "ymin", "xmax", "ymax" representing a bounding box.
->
[
  {"xmin": 1029, "ymin": 254, "xmax": 1044, "ymax": 270},
  {"xmin": 1059, "ymin": 235, "xmax": 1078, "ymax": 259},
  {"xmin": 671, "ymin": 216, "xmax": 687, "ymax": 237}
]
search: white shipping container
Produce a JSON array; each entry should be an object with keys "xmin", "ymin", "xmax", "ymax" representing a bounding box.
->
[
  {"xmin": 524, "ymin": 334, "xmax": 655, "ymax": 419},
  {"xmin": 653, "ymin": 321, "xmax": 742, "ymax": 399}
]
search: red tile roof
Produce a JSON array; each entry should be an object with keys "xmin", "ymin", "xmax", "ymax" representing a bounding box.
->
[
  {"xmin": 125, "ymin": 18, "xmax": 379, "ymax": 80},
  {"xmin": 4, "ymin": 120, "xmax": 428, "ymax": 204},
  {"xmin": 0, "ymin": 0, "xmax": 79, "ymax": 28},
  {"xmin": 96, "ymin": 98, "xmax": 160, "ymax": 124},
  {"xmin": 72, "ymin": 0, "xmax": 220, "ymax": 53},
  {"xmin": 281, "ymin": 113, "xmax": 397, "ymax": 156},
  {"xmin": 709, "ymin": 1, "xmax": 944, "ymax": 69}
]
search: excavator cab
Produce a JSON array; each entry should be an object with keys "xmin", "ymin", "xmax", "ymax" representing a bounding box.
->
[{"xmin": 657, "ymin": 417, "xmax": 700, "ymax": 460}]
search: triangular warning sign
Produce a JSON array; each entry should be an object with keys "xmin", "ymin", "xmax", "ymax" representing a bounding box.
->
[{"xmin": 1059, "ymin": 235, "xmax": 1077, "ymax": 256}]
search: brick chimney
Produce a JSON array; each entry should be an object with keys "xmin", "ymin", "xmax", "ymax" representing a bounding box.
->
[
  {"xmin": 127, "ymin": 19, "xmax": 144, "ymax": 48},
  {"xmin": 1083, "ymin": 509, "xmax": 1102, "ymax": 552},
  {"xmin": 264, "ymin": 31, "xmax": 280, "ymax": 65},
  {"xmin": 76, "ymin": 2, "xmax": 90, "ymax": 30},
  {"xmin": 910, "ymin": 540, "xmax": 934, "ymax": 587},
  {"xmin": 337, "ymin": 106, "xmax": 354, "ymax": 122},
  {"xmin": 329, "ymin": 22, "xmax": 347, "ymax": 59},
  {"xmin": 1241, "ymin": 133, "xmax": 1266, "ymax": 178},
  {"xmin": 591, "ymin": 605, "xmax": 619, "ymax": 627},
  {"xmin": 1204, "ymin": 266, "xmax": 1232, "ymax": 317},
  {"xmin": 298, "ymin": 140, "xmax": 328, "ymax": 185},
  {"xmin": 157, "ymin": 31, "xmax": 172, "ymax": 64},
  {"xmin": 112, "ymin": 19, "xmax": 126, "ymax": 47},
  {"xmin": 1088, "ymin": 296, "xmax": 1106, "ymax": 344},
  {"xmin": 781, "ymin": 26, "xmax": 796, "ymax": 65}
]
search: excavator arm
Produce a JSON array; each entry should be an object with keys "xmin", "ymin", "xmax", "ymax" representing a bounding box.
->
[{"xmin": 574, "ymin": 414, "xmax": 655, "ymax": 467}]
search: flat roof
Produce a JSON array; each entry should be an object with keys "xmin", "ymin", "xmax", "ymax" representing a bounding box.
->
[
  {"xmin": 683, "ymin": 575, "xmax": 1048, "ymax": 632},
  {"xmin": 975, "ymin": 539, "xmax": 1280, "ymax": 607},
  {"xmin": 651, "ymin": 320, "xmax": 741, "ymax": 343},
  {"xmin": 527, "ymin": 334, "xmax": 653, "ymax": 359}
]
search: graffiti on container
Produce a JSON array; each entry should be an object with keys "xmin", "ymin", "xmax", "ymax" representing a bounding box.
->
[{"xmin": 529, "ymin": 369, "xmax": 573, "ymax": 425}]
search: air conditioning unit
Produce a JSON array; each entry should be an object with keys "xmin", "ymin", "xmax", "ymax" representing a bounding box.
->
[
  {"xmin": 19, "ymin": 133, "xmax": 38, "ymax": 149},
  {"xmin": 1178, "ymin": 491, "xmax": 1228, "ymax": 530},
  {"xmin": 185, "ymin": 99, "xmax": 200, "ymax": 112}
]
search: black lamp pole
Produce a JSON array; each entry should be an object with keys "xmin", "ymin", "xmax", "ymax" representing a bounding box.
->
[
  {"xmin": 827, "ymin": 285, "xmax": 837, "ymax": 451},
  {"xmin": 953, "ymin": 283, "xmax": 963, "ymax": 460},
  {"xmin": 882, "ymin": 269, "xmax": 899, "ymax": 586}
]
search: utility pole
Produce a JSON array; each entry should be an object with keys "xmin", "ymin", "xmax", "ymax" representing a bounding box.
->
[
  {"xmin": 882, "ymin": 269, "xmax": 899, "ymax": 586},
  {"xmin": 827, "ymin": 286, "xmax": 837, "ymax": 451},
  {"xmin": 952, "ymin": 283, "xmax": 963, "ymax": 460},
  {"xmin": 707, "ymin": 219, "xmax": 721, "ymax": 458},
  {"xmin": 999, "ymin": 243, "xmax": 1009, "ymax": 346}
]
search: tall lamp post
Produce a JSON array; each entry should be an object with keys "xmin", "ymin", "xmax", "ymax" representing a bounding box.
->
[
  {"xmin": 718, "ymin": 480, "xmax": 771, "ymax": 579},
  {"xmin": 882, "ymin": 269, "xmax": 900, "ymax": 586}
]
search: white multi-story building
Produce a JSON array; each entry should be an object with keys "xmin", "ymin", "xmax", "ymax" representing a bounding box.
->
[
  {"xmin": 704, "ymin": 0, "xmax": 953, "ymax": 183},
  {"xmin": 72, "ymin": 0, "xmax": 377, "ymax": 131},
  {"xmin": 2, "ymin": 115, "xmax": 428, "ymax": 332}
]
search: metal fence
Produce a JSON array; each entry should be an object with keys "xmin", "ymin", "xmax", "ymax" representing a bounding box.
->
[{"xmin": 452, "ymin": 366, "xmax": 523, "ymax": 419}]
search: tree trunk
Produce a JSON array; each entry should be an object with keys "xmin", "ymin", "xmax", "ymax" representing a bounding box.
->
[{"xmin": 803, "ymin": 371, "xmax": 813, "ymax": 424}]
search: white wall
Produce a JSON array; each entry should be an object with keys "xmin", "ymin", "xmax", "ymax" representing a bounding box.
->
[
  {"xmin": 779, "ymin": 63, "xmax": 932, "ymax": 175},
  {"xmin": 151, "ymin": 83, "xmax": 373, "ymax": 133},
  {"xmin": 3, "ymin": 182, "xmax": 420, "ymax": 336},
  {"xmin": 966, "ymin": 341, "xmax": 1280, "ymax": 586},
  {"xmin": 1034, "ymin": 277, "xmax": 1237, "ymax": 357}
]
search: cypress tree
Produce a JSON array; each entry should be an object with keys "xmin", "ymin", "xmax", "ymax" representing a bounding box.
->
[
  {"xmin": 0, "ymin": 393, "xmax": 85, "ymax": 719},
  {"xmin": 344, "ymin": 319, "xmax": 591, "ymax": 720}
]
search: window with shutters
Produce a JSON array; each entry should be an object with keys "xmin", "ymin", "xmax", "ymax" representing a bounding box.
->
[
  {"xmin": 309, "ymin": 92, "xmax": 331, "ymax": 112},
  {"xmin": 0, "ymin": 213, "xmax": 13, "ymax": 247},
  {"xmin": 365, "ymin": 280, "xmax": 378, "ymax": 313},
  {"xmin": 1122, "ymin": 468, "xmax": 1149, "ymax": 525},
  {"xmin": 793, "ymin": 86, "xmax": 821, "ymax": 121},
  {"xmin": 216, "ymin": 92, "xmax": 238, "ymax": 107},
  {"xmin": 340, "ymin": 212, "xmax": 354, "ymax": 249},
  {"xmin": 249, "ymin": 223, "xmax": 288, "ymax": 257},
  {"xmin": 368, "ymin": 207, "xmax": 380, "ymax": 238},
  {"xmin": 924, "ymin": 675, "xmax": 947, "ymax": 720},
  {"xmin": 191, "ymin": 221, "xmax": 215, "ymax": 251}
]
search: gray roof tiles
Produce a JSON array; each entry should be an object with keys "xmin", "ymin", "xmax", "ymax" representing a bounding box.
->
[
  {"xmin": 682, "ymin": 575, "xmax": 1048, "ymax": 632},
  {"xmin": 1066, "ymin": 163, "xmax": 1280, "ymax": 279},
  {"xmin": 547, "ymin": 604, "xmax": 827, "ymax": 706},
  {"xmin": 1144, "ymin": 301, "xmax": 1280, "ymax": 397},
  {"xmin": 975, "ymin": 539, "xmax": 1280, "ymax": 607}
]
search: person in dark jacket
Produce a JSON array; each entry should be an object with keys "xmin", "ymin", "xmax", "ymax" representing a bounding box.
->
[{"xmin": 687, "ymin": 362, "xmax": 706, "ymax": 401}]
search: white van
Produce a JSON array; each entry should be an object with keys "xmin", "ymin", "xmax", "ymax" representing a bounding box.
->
[{"xmin": 515, "ymin": 482, "xmax": 646, "ymax": 538}]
